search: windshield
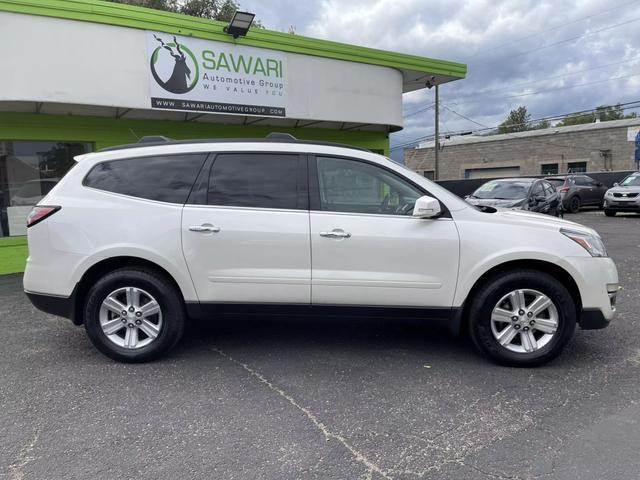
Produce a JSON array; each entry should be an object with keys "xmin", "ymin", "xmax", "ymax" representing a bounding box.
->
[
  {"xmin": 620, "ymin": 174, "xmax": 640, "ymax": 187},
  {"xmin": 471, "ymin": 180, "xmax": 532, "ymax": 199}
]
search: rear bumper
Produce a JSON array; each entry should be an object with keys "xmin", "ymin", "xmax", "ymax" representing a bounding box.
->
[{"xmin": 25, "ymin": 290, "xmax": 79, "ymax": 324}]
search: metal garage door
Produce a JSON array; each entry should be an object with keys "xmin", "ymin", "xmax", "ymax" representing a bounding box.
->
[{"xmin": 465, "ymin": 166, "xmax": 521, "ymax": 179}]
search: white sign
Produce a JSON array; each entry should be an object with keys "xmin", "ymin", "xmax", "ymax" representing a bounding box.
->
[
  {"xmin": 147, "ymin": 32, "xmax": 286, "ymax": 117},
  {"xmin": 627, "ymin": 127, "xmax": 640, "ymax": 142},
  {"xmin": 7, "ymin": 206, "xmax": 31, "ymax": 237}
]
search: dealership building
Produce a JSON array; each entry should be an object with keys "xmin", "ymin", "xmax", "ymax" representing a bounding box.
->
[
  {"xmin": 405, "ymin": 117, "xmax": 640, "ymax": 180},
  {"xmin": 0, "ymin": 0, "xmax": 466, "ymax": 243}
]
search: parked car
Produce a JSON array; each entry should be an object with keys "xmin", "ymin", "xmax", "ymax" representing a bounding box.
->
[
  {"xmin": 545, "ymin": 175, "xmax": 607, "ymax": 213},
  {"xmin": 465, "ymin": 178, "xmax": 561, "ymax": 216},
  {"xmin": 10, "ymin": 178, "xmax": 60, "ymax": 206},
  {"xmin": 24, "ymin": 136, "xmax": 618, "ymax": 367},
  {"xmin": 603, "ymin": 172, "xmax": 640, "ymax": 216}
]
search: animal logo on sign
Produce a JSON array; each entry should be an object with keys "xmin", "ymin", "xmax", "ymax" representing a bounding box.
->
[{"xmin": 150, "ymin": 35, "xmax": 199, "ymax": 94}]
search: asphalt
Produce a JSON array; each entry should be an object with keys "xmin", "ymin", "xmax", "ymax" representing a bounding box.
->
[{"xmin": 1, "ymin": 211, "xmax": 640, "ymax": 480}]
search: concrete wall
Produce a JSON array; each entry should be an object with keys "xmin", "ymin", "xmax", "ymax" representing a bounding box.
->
[{"xmin": 405, "ymin": 119, "xmax": 640, "ymax": 180}]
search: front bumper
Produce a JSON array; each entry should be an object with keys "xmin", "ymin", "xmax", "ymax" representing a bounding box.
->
[{"xmin": 604, "ymin": 199, "xmax": 640, "ymax": 212}]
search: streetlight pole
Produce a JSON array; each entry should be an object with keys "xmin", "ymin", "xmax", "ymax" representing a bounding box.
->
[{"xmin": 434, "ymin": 84, "xmax": 439, "ymax": 181}]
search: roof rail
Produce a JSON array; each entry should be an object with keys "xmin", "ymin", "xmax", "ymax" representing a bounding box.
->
[
  {"xmin": 138, "ymin": 135, "xmax": 173, "ymax": 143},
  {"xmin": 98, "ymin": 137, "xmax": 373, "ymax": 153},
  {"xmin": 265, "ymin": 132, "xmax": 297, "ymax": 140}
]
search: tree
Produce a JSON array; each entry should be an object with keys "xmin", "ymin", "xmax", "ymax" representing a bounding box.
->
[
  {"xmin": 531, "ymin": 119, "xmax": 550, "ymax": 130},
  {"xmin": 557, "ymin": 103, "xmax": 636, "ymax": 127},
  {"xmin": 107, "ymin": 0, "xmax": 263, "ymax": 26},
  {"xmin": 498, "ymin": 106, "xmax": 531, "ymax": 134}
]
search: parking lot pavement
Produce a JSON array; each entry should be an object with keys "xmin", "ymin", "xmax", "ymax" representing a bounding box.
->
[{"xmin": 2, "ymin": 212, "xmax": 640, "ymax": 480}]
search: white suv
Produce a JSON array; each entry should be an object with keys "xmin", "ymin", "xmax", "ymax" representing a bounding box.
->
[{"xmin": 23, "ymin": 136, "xmax": 618, "ymax": 366}]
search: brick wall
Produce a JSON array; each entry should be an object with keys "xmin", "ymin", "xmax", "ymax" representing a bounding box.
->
[{"xmin": 404, "ymin": 119, "xmax": 640, "ymax": 180}]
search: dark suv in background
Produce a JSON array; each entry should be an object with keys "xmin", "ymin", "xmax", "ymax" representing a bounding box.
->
[
  {"xmin": 465, "ymin": 178, "xmax": 561, "ymax": 216},
  {"xmin": 545, "ymin": 175, "xmax": 608, "ymax": 213}
]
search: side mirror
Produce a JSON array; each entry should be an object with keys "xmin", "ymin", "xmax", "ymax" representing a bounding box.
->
[
  {"xmin": 614, "ymin": 182, "xmax": 619, "ymax": 187},
  {"xmin": 413, "ymin": 195, "xmax": 442, "ymax": 218}
]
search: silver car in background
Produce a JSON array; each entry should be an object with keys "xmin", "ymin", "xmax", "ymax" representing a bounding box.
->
[{"xmin": 603, "ymin": 172, "xmax": 640, "ymax": 216}]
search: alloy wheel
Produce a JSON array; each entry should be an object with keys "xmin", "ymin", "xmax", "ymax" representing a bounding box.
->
[
  {"xmin": 99, "ymin": 287, "xmax": 163, "ymax": 349},
  {"xmin": 490, "ymin": 288, "xmax": 559, "ymax": 353}
]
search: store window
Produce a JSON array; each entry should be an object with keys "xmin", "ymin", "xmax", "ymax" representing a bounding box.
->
[
  {"xmin": 0, "ymin": 141, "xmax": 93, "ymax": 237},
  {"xmin": 567, "ymin": 161, "xmax": 587, "ymax": 173},
  {"xmin": 540, "ymin": 164, "xmax": 558, "ymax": 175}
]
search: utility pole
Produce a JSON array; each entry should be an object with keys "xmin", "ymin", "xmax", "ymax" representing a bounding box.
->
[{"xmin": 434, "ymin": 84, "xmax": 439, "ymax": 181}]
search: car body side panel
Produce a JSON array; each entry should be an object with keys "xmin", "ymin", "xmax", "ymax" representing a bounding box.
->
[
  {"xmin": 449, "ymin": 208, "xmax": 603, "ymax": 308},
  {"xmin": 23, "ymin": 182, "xmax": 199, "ymax": 302}
]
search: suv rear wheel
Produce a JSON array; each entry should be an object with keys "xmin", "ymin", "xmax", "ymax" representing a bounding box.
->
[
  {"xmin": 83, "ymin": 268, "xmax": 185, "ymax": 362},
  {"xmin": 468, "ymin": 270, "xmax": 576, "ymax": 367},
  {"xmin": 568, "ymin": 196, "xmax": 581, "ymax": 213}
]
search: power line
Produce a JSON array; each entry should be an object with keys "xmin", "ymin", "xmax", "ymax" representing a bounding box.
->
[
  {"xmin": 468, "ymin": 0, "xmax": 640, "ymax": 60},
  {"xmin": 443, "ymin": 71, "xmax": 640, "ymax": 107},
  {"xmin": 446, "ymin": 101, "xmax": 640, "ymax": 135},
  {"xmin": 439, "ymin": 56, "xmax": 640, "ymax": 104},
  {"xmin": 402, "ymin": 60, "xmax": 640, "ymax": 120},
  {"xmin": 403, "ymin": 102, "xmax": 435, "ymax": 118},
  {"xmin": 439, "ymin": 105, "xmax": 631, "ymax": 152},
  {"xmin": 392, "ymin": 101, "xmax": 640, "ymax": 151},
  {"xmin": 506, "ymin": 15, "xmax": 640, "ymax": 60}
]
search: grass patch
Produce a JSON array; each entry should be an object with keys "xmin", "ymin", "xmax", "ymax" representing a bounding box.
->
[{"xmin": 0, "ymin": 236, "xmax": 27, "ymax": 275}]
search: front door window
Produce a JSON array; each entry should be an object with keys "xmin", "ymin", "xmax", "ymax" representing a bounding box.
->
[{"xmin": 316, "ymin": 156, "xmax": 423, "ymax": 215}]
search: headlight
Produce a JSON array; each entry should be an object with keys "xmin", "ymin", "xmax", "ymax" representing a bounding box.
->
[
  {"xmin": 605, "ymin": 191, "xmax": 614, "ymax": 197},
  {"xmin": 561, "ymin": 228, "xmax": 607, "ymax": 257}
]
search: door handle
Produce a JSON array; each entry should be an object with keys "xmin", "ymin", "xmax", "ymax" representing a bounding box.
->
[
  {"xmin": 189, "ymin": 225, "xmax": 220, "ymax": 233},
  {"xmin": 319, "ymin": 229, "xmax": 351, "ymax": 239}
]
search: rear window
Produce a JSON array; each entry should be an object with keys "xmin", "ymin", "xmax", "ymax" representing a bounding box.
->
[
  {"xmin": 546, "ymin": 178, "xmax": 565, "ymax": 187},
  {"xmin": 84, "ymin": 154, "xmax": 207, "ymax": 204},
  {"xmin": 574, "ymin": 176, "xmax": 591, "ymax": 186}
]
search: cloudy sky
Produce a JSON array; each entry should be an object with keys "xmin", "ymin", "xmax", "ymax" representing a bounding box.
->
[{"xmin": 240, "ymin": 0, "xmax": 640, "ymax": 159}]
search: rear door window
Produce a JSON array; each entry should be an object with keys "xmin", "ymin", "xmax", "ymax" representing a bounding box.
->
[
  {"xmin": 207, "ymin": 153, "xmax": 304, "ymax": 210},
  {"xmin": 84, "ymin": 154, "xmax": 207, "ymax": 204},
  {"xmin": 574, "ymin": 176, "xmax": 590, "ymax": 186}
]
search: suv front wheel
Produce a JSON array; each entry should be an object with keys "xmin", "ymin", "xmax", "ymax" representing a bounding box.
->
[
  {"xmin": 83, "ymin": 267, "xmax": 185, "ymax": 362},
  {"xmin": 468, "ymin": 270, "xmax": 576, "ymax": 367}
]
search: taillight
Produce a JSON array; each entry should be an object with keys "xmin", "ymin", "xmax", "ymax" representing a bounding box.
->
[
  {"xmin": 558, "ymin": 187, "xmax": 570, "ymax": 193},
  {"xmin": 26, "ymin": 206, "xmax": 61, "ymax": 228}
]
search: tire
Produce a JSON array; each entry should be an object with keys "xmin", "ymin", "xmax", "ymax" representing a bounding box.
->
[
  {"xmin": 568, "ymin": 196, "xmax": 581, "ymax": 214},
  {"xmin": 83, "ymin": 267, "xmax": 185, "ymax": 362},
  {"xmin": 468, "ymin": 270, "xmax": 577, "ymax": 367},
  {"xmin": 604, "ymin": 209, "xmax": 616, "ymax": 217}
]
